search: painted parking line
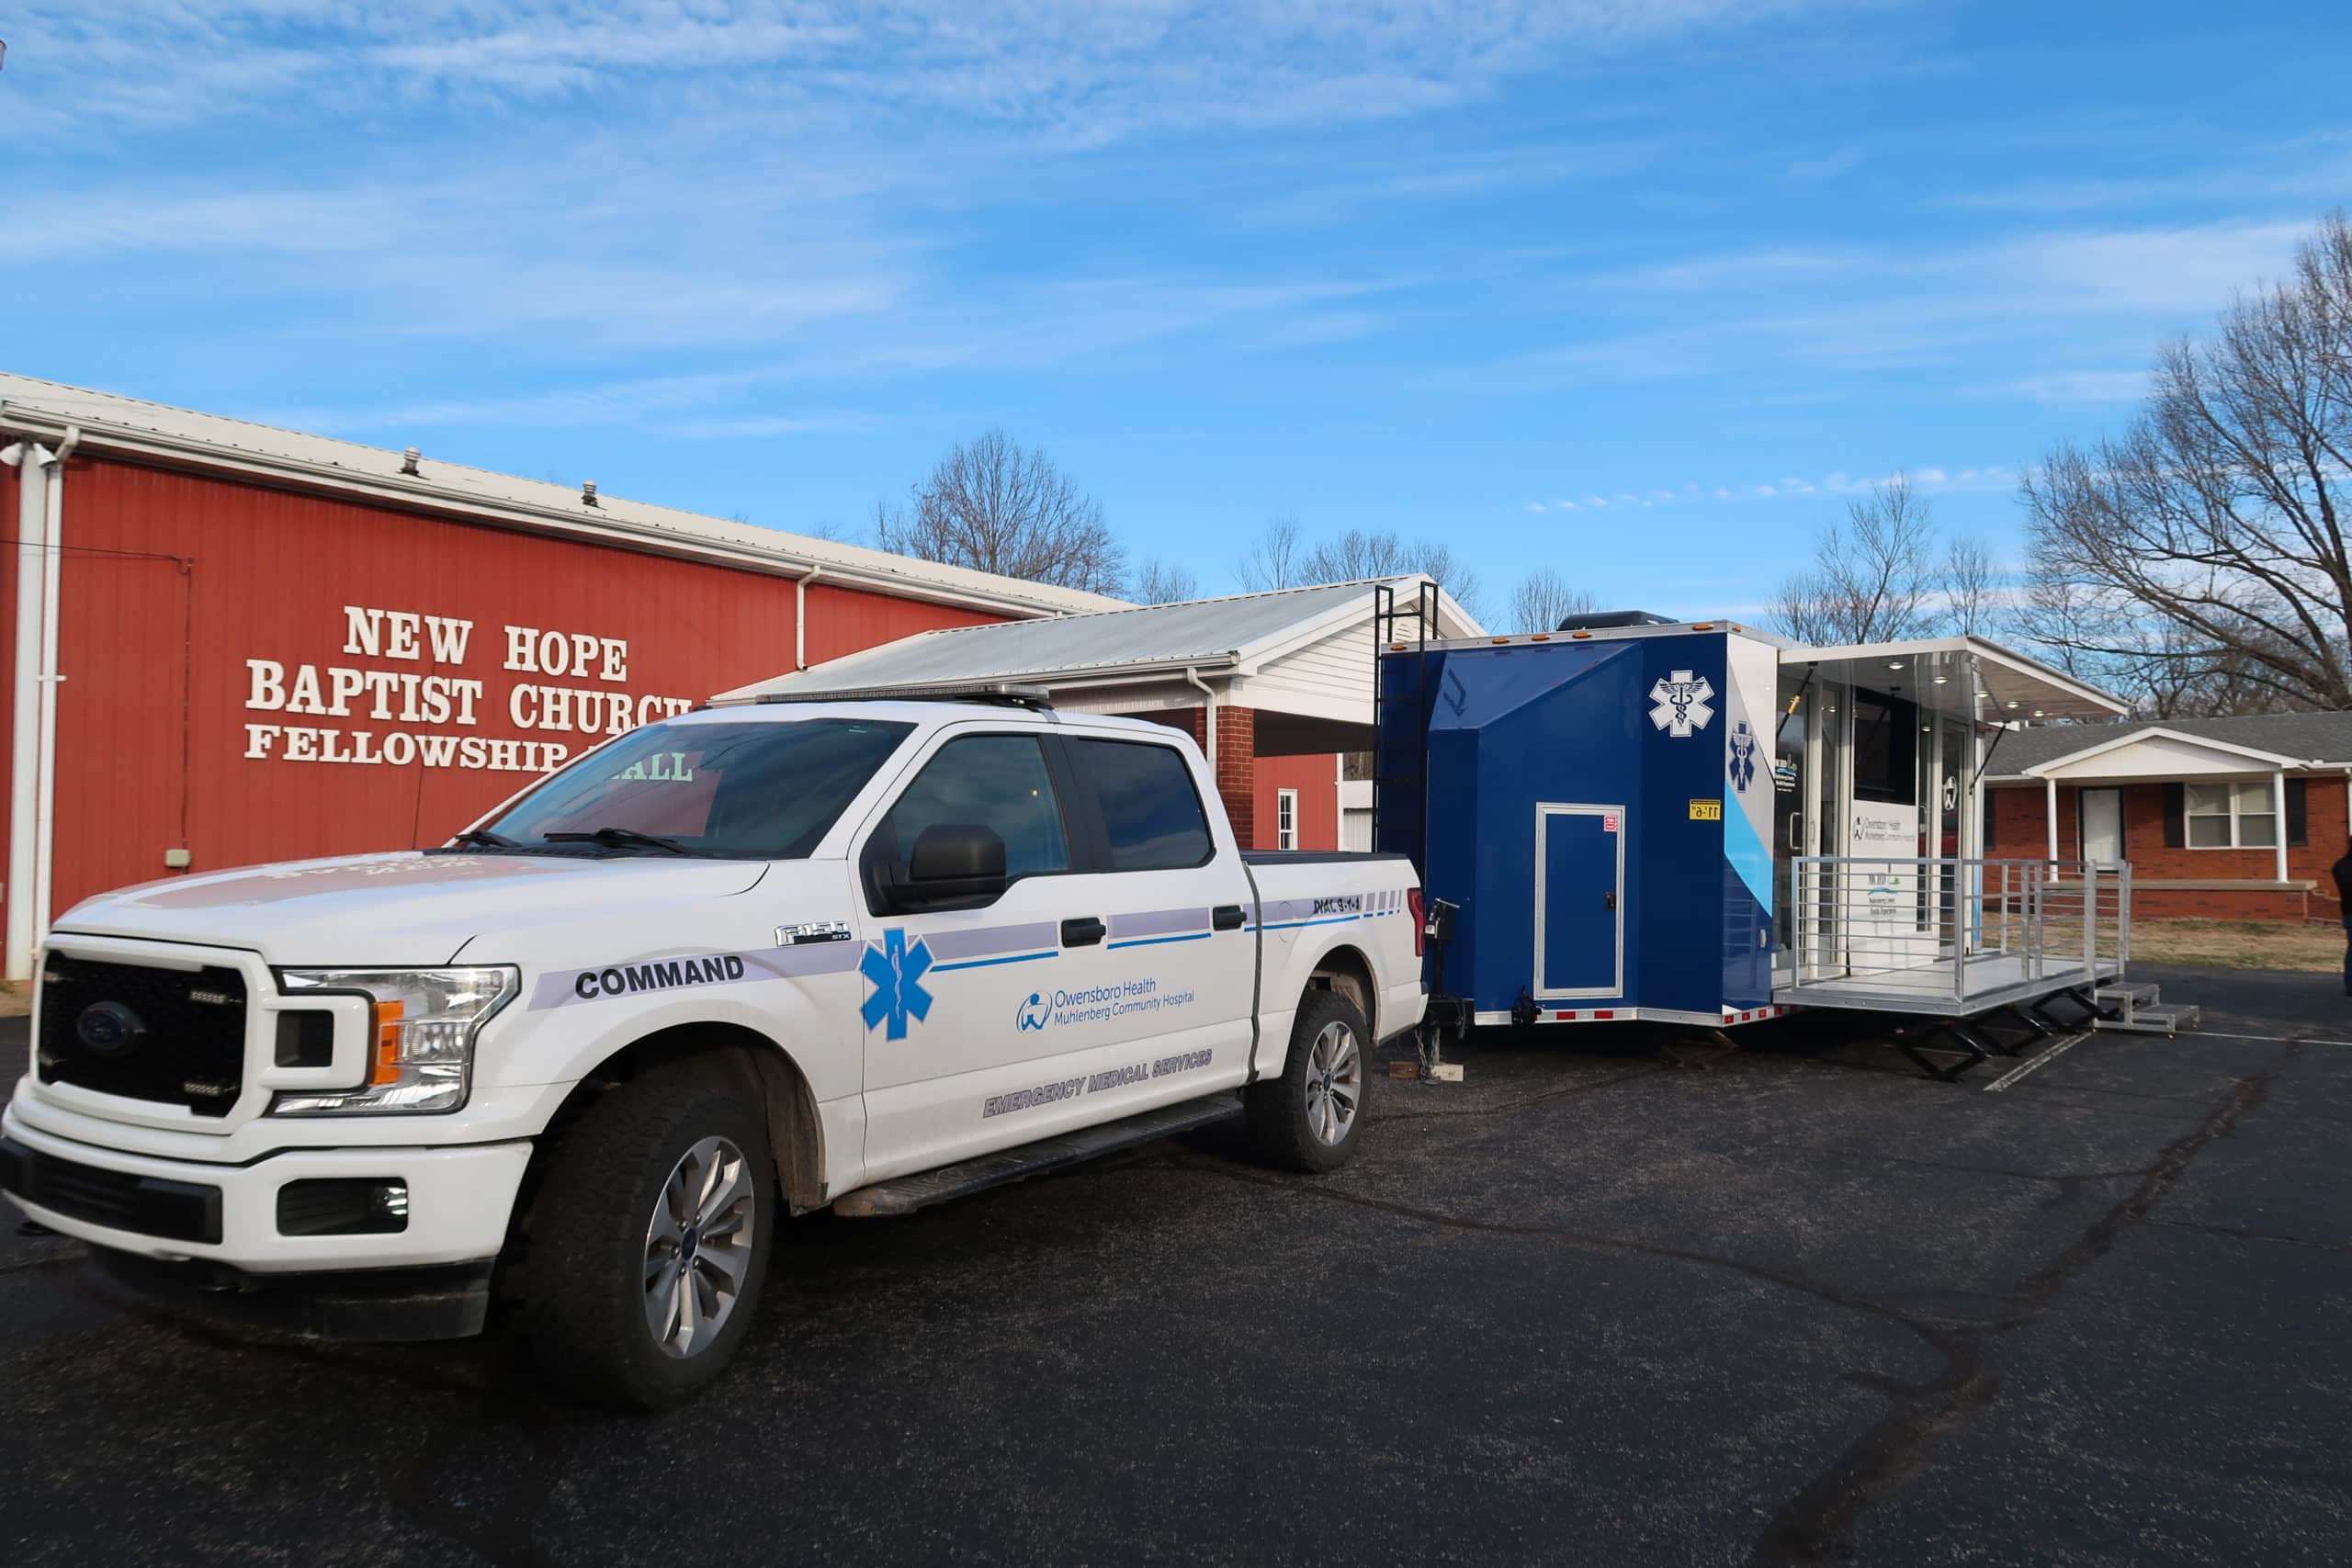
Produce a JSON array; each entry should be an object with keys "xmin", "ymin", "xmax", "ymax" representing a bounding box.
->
[
  {"xmin": 1984, "ymin": 1032, "xmax": 2091, "ymax": 1092},
  {"xmin": 2176, "ymin": 1029, "xmax": 2352, "ymax": 1048}
]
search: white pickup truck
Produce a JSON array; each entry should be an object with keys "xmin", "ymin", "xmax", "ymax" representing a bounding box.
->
[{"xmin": 2, "ymin": 689, "xmax": 1424, "ymax": 1407}]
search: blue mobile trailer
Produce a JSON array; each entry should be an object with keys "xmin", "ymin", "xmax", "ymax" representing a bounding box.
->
[{"xmin": 1375, "ymin": 619, "xmax": 1783, "ymax": 1030}]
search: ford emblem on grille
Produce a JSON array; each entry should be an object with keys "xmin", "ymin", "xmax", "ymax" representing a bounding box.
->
[{"xmin": 74, "ymin": 1000, "xmax": 147, "ymax": 1057}]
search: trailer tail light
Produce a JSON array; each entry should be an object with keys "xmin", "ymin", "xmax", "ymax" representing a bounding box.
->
[{"xmin": 1408, "ymin": 887, "xmax": 1425, "ymax": 958}]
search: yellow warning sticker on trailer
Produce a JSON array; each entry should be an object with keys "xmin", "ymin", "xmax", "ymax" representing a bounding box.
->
[{"xmin": 1689, "ymin": 798, "xmax": 1722, "ymax": 820}]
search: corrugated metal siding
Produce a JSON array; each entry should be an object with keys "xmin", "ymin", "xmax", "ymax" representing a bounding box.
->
[
  {"xmin": 803, "ymin": 581, "xmax": 996, "ymax": 667},
  {"xmin": 28, "ymin": 459, "xmax": 1010, "ymax": 918},
  {"xmin": 1253, "ymin": 753, "xmax": 1339, "ymax": 851}
]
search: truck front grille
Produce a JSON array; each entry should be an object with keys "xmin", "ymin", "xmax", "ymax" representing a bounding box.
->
[{"xmin": 37, "ymin": 953, "xmax": 248, "ymax": 1117}]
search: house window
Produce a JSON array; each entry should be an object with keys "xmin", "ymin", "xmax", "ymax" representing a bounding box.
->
[
  {"xmin": 1276, "ymin": 788, "xmax": 1298, "ymax": 851},
  {"xmin": 2184, "ymin": 781, "xmax": 2278, "ymax": 848}
]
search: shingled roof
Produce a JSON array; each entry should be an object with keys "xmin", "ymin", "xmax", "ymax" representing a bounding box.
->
[{"xmin": 1986, "ymin": 712, "xmax": 2352, "ymax": 777}]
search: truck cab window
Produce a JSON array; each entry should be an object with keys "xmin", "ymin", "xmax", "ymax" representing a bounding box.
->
[
  {"xmin": 875, "ymin": 735, "xmax": 1070, "ymax": 876},
  {"xmin": 1067, "ymin": 739, "xmax": 1213, "ymax": 870}
]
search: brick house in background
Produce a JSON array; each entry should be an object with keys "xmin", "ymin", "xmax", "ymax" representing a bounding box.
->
[{"xmin": 1984, "ymin": 712, "xmax": 2352, "ymax": 922}]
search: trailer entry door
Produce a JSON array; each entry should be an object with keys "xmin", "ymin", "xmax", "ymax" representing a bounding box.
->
[{"xmin": 1534, "ymin": 803, "xmax": 1625, "ymax": 999}]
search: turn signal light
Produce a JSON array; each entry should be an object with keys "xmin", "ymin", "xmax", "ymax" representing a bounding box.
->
[
  {"xmin": 1408, "ymin": 887, "xmax": 1426, "ymax": 959},
  {"xmin": 369, "ymin": 1000, "xmax": 406, "ymax": 1087}
]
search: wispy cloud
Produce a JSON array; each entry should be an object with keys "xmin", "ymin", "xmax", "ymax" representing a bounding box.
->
[{"xmin": 1524, "ymin": 463, "xmax": 2017, "ymax": 513}]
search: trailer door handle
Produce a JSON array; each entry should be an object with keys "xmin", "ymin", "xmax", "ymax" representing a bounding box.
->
[
  {"xmin": 1603, "ymin": 892, "xmax": 1616, "ymax": 911},
  {"xmin": 1061, "ymin": 917, "xmax": 1107, "ymax": 947},
  {"xmin": 1212, "ymin": 905, "xmax": 1246, "ymax": 931}
]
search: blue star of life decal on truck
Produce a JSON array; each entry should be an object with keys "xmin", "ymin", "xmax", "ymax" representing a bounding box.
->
[{"xmin": 860, "ymin": 928, "xmax": 935, "ymax": 1040}]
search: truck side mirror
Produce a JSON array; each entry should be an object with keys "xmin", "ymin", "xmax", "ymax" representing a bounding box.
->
[
  {"xmin": 883, "ymin": 822, "xmax": 1010, "ymax": 909},
  {"xmin": 910, "ymin": 822, "xmax": 1006, "ymax": 884}
]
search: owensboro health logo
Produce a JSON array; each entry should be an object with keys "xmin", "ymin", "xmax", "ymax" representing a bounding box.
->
[{"xmin": 1015, "ymin": 991, "xmax": 1052, "ymax": 1032}]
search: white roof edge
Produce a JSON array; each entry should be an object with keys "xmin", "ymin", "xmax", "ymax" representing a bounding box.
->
[
  {"xmin": 1787, "ymin": 634, "xmax": 2127, "ymax": 716},
  {"xmin": 0, "ymin": 375, "xmax": 1123, "ymax": 620},
  {"xmin": 1239, "ymin": 575, "xmax": 1485, "ymax": 669},
  {"xmin": 2015, "ymin": 725, "xmax": 2318, "ymax": 779}
]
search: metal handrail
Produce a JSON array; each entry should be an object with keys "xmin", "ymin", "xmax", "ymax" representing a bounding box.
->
[{"xmin": 1785, "ymin": 857, "xmax": 2129, "ymax": 1006}]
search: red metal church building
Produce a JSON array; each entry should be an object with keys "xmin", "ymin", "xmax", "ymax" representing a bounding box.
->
[{"xmin": 0, "ymin": 374, "xmax": 1183, "ymax": 979}]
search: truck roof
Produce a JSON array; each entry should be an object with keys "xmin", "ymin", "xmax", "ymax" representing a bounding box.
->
[{"xmin": 671, "ymin": 694, "xmax": 1177, "ymax": 739}]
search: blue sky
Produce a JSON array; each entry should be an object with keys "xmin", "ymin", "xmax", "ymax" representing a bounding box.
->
[{"xmin": 6, "ymin": 1, "xmax": 2348, "ymax": 621}]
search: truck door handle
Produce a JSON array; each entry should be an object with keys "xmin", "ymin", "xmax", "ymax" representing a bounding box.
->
[
  {"xmin": 1061, "ymin": 917, "xmax": 1107, "ymax": 947},
  {"xmin": 1212, "ymin": 905, "xmax": 1245, "ymax": 931},
  {"xmin": 1603, "ymin": 892, "xmax": 1617, "ymax": 911}
]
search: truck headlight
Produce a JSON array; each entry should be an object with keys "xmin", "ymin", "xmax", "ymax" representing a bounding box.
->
[{"xmin": 269, "ymin": 967, "xmax": 519, "ymax": 1116}]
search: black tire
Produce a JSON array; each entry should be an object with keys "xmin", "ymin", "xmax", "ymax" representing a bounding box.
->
[
  {"xmin": 526, "ymin": 1058, "xmax": 775, "ymax": 1411},
  {"xmin": 1246, "ymin": 987, "xmax": 1371, "ymax": 1174}
]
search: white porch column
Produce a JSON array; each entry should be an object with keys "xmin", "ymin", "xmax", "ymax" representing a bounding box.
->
[
  {"xmin": 2045, "ymin": 775, "xmax": 2059, "ymax": 880},
  {"xmin": 2272, "ymin": 769, "xmax": 2289, "ymax": 884}
]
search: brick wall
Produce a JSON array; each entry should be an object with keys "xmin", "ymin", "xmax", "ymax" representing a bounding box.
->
[{"xmin": 1990, "ymin": 776, "xmax": 2348, "ymax": 922}]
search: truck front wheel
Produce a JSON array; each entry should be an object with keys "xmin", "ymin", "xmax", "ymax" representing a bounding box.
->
[
  {"xmin": 1246, "ymin": 988, "xmax": 1369, "ymax": 1173},
  {"xmin": 526, "ymin": 1060, "xmax": 775, "ymax": 1410}
]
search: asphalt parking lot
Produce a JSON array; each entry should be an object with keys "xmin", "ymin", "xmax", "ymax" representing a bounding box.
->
[{"xmin": 4, "ymin": 963, "xmax": 2347, "ymax": 1567}]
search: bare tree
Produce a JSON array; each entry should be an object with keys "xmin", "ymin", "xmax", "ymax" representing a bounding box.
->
[
  {"xmin": 875, "ymin": 428, "xmax": 1125, "ymax": 594},
  {"xmin": 1302, "ymin": 527, "xmax": 1486, "ymax": 622},
  {"xmin": 1508, "ymin": 569, "xmax": 1597, "ymax": 634},
  {"xmin": 1131, "ymin": 558, "xmax": 1200, "ymax": 604},
  {"xmin": 1942, "ymin": 536, "xmax": 2001, "ymax": 637},
  {"xmin": 2018, "ymin": 212, "xmax": 2352, "ymax": 713},
  {"xmin": 1768, "ymin": 473, "xmax": 1941, "ymax": 644},
  {"xmin": 1233, "ymin": 515, "xmax": 1307, "ymax": 592}
]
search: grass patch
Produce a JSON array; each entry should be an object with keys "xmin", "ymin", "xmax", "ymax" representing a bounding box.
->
[{"xmin": 2132, "ymin": 919, "xmax": 2344, "ymax": 973}]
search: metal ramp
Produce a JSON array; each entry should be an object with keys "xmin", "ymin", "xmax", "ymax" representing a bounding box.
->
[{"xmin": 2090, "ymin": 979, "xmax": 2199, "ymax": 1035}]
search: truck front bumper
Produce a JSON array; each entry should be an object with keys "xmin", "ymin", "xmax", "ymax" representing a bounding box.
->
[{"xmin": 1, "ymin": 1107, "xmax": 532, "ymax": 1337}]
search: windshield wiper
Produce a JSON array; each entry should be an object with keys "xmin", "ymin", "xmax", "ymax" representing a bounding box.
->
[
  {"xmin": 542, "ymin": 827, "xmax": 697, "ymax": 856},
  {"xmin": 451, "ymin": 829, "xmax": 520, "ymax": 849}
]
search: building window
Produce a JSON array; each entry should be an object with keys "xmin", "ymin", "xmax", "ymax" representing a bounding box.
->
[
  {"xmin": 1276, "ymin": 788, "xmax": 1298, "ymax": 851},
  {"xmin": 2184, "ymin": 781, "xmax": 2278, "ymax": 849}
]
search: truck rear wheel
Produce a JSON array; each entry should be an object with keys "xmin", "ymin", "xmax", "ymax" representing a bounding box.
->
[
  {"xmin": 526, "ymin": 1060, "xmax": 775, "ymax": 1410},
  {"xmin": 1246, "ymin": 987, "xmax": 1369, "ymax": 1174}
]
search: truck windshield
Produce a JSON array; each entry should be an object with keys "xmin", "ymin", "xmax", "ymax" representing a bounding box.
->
[{"xmin": 475, "ymin": 718, "xmax": 913, "ymax": 859}]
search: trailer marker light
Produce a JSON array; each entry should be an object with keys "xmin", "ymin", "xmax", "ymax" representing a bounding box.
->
[
  {"xmin": 1570, "ymin": 631, "xmax": 1590, "ymax": 639},
  {"xmin": 1491, "ymin": 637, "xmax": 1510, "ymax": 644},
  {"xmin": 1692, "ymin": 622, "xmax": 1713, "ymax": 630},
  {"xmin": 1530, "ymin": 634, "xmax": 1550, "ymax": 641}
]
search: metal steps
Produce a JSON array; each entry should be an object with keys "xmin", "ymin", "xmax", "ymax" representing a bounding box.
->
[
  {"xmin": 831, "ymin": 1093, "xmax": 1242, "ymax": 1218},
  {"xmin": 2090, "ymin": 981, "xmax": 2199, "ymax": 1035}
]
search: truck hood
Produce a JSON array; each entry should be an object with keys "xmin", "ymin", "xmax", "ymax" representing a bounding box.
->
[{"xmin": 51, "ymin": 852, "xmax": 772, "ymax": 966}]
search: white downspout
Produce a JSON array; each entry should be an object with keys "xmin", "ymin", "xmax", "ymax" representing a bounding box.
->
[
  {"xmin": 2044, "ymin": 775, "xmax": 2059, "ymax": 881},
  {"xmin": 796, "ymin": 563, "xmax": 824, "ymax": 671},
  {"xmin": 1, "ymin": 439, "xmax": 56, "ymax": 979},
  {"xmin": 1183, "ymin": 666, "xmax": 1216, "ymax": 771},
  {"xmin": 2272, "ymin": 768, "xmax": 2289, "ymax": 885},
  {"xmin": 31, "ymin": 426, "xmax": 77, "ymax": 956}
]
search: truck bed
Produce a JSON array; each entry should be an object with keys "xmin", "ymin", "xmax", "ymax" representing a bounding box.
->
[{"xmin": 1239, "ymin": 850, "xmax": 1413, "ymax": 866}]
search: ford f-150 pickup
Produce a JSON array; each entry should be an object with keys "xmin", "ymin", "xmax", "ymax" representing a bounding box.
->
[{"xmin": 2, "ymin": 688, "xmax": 1425, "ymax": 1407}]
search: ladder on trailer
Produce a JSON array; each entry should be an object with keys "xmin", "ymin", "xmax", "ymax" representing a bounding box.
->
[{"xmin": 1371, "ymin": 580, "xmax": 1442, "ymax": 863}]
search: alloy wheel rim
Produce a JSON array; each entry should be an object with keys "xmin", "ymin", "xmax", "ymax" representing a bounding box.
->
[
  {"xmin": 642, "ymin": 1134, "xmax": 756, "ymax": 1359},
  {"xmin": 1304, "ymin": 1019, "xmax": 1362, "ymax": 1145}
]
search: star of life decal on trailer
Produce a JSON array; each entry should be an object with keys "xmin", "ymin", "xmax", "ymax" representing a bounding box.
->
[
  {"xmin": 860, "ymin": 928, "xmax": 935, "ymax": 1040},
  {"xmin": 1648, "ymin": 671, "xmax": 1715, "ymax": 738},
  {"xmin": 1727, "ymin": 720, "xmax": 1758, "ymax": 791}
]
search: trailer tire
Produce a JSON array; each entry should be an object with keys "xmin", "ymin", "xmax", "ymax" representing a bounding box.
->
[
  {"xmin": 526, "ymin": 1060, "xmax": 775, "ymax": 1411},
  {"xmin": 1247, "ymin": 987, "xmax": 1370, "ymax": 1174}
]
